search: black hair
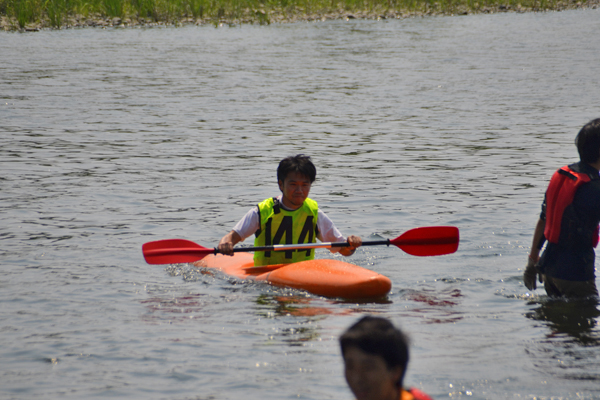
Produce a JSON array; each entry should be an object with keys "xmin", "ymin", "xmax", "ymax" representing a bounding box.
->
[
  {"xmin": 340, "ymin": 316, "xmax": 410, "ymax": 388},
  {"xmin": 575, "ymin": 118, "xmax": 600, "ymax": 164},
  {"xmin": 277, "ymin": 154, "xmax": 317, "ymax": 183}
]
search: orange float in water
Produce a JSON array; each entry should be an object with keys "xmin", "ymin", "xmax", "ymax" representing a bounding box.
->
[{"xmin": 195, "ymin": 253, "xmax": 391, "ymax": 299}]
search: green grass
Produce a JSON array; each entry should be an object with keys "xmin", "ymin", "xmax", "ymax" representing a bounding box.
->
[{"xmin": 0, "ymin": 0, "xmax": 586, "ymax": 30}]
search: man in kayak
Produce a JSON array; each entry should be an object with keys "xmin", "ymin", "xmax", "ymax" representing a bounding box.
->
[
  {"xmin": 524, "ymin": 118, "xmax": 600, "ymax": 298},
  {"xmin": 340, "ymin": 316, "xmax": 433, "ymax": 400},
  {"xmin": 217, "ymin": 154, "xmax": 362, "ymax": 266}
]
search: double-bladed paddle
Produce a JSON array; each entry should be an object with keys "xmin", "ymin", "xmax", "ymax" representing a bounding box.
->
[{"xmin": 142, "ymin": 226, "xmax": 459, "ymax": 265}]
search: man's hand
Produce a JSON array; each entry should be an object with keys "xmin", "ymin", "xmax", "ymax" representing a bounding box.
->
[
  {"xmin": 218, "ymin": 230, "xmax": 242, "ymax": 256},
  {"xmin": 523, "ymin": 256, "xmax": 540, "ymax": 290},
  {"xmin": 339, "ymin": 235, "xmax": 362, "ymax": 257}
]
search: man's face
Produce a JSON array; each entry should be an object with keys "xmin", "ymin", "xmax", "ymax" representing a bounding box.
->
[
  {"xmin": 344, "ymin": 346, "xmax": 402, "ymax": 400},
  {"xmin": 278, "ymin": 171, "xmax": 311, "ymax": 210}
]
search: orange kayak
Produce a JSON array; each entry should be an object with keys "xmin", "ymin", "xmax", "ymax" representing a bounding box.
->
[{"xmin": 194, "ymin": 253, "xmax": 391, "ymax": 299}]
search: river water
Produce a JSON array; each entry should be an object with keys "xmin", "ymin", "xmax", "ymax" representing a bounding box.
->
[{"xmin": 1, "ymin": 8, "xmax": 600, "ymax": 399}]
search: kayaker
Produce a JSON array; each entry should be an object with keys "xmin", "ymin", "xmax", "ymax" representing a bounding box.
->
[
  {"xmin": 217, "ymin": 154, "xmax": 362, "ymax": 266},
  {"xmin": 340, "ymin": 316, "xmax": 433, "ymax": 400},
  {"xmin": 524, "ymin": 118, "xmax": 600, "ymax": 298}
]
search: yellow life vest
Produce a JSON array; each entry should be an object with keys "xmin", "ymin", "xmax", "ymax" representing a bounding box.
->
[{"xmin": 253, "ymin": 197, "xmax": 319, "ymax": 266}]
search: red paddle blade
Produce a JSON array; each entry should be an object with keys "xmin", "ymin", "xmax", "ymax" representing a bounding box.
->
[
  {"xmin": 390, "ymin": 226, "xmax": 459, "ymax": 256},
  {"xmin": 142, "ymin": 239, "xmax": 214, "ymax": 265}
]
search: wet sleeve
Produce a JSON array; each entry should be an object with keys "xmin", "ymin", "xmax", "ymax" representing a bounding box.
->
[
  {"xmin": 232, "ymin": 207, "xmax": 259, "ymax": 241},
  {"xmin": 316, "ymin": 210, "xmax": 345, "ymax": 253}
]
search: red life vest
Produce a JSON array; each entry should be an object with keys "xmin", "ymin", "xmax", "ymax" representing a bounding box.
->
[
  {"xmin": 401, "ymin": 388, "xmax": 433, "ymax": 400},
  {"xmin": 544, "ymin": 165, "xmax": 599, "ymax": 247}
]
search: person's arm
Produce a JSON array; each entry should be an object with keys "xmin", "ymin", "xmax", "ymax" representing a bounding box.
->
[
  {"xmin": 524, "ymin": 217, "xmax": 546, "ymax": 290},
  {"xmin": 217, "ymin": 208, "xmax": 259, "ymax": 256},
  {"xmin": 317, "ymin": 210, "xmax": 362, "ymax": 256},
  {"xmin": 524, "ymin": 196, "xmax": 547, "ymax": 290},
  {"xmin": 529, "ymin": 218, "xmax": 546, "ymax": 263}
]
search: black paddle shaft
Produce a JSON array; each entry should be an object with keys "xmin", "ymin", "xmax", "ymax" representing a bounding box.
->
[{"xmin": 227, "ymin": 239, "xmax": 391, "ymax": 254}]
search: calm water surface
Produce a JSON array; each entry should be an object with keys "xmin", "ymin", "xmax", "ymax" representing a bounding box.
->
[{"xmin": 1, "ymin": 9, "xmax": 600, "ymax": 399}]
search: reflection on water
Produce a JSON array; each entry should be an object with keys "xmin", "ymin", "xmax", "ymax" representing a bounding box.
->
[
  {"xmin": 526, "ymin": 298, "xmax": 600, "ymax": 346},
  {"xmin": 400, "ymin": 288, "xmax": 464, "ymax": 324},
  {"xmin": 255, "ymin": 294, "xmax": 353, "ymax": 318},
  {"xmin": 525, "ymin": 298, "xmax": 600, "ymax": 382},
  {"xmin": 252, "ymin": 295, "xmax": 348, "ymax": 346}
]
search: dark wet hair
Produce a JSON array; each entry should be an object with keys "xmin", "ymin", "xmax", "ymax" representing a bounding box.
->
[
  {"xmin": 340, "ymin": 316, "xmax": 410, "ymax": 388},
  {"xmin": 277, "ymin": 154, "xmax": 317, "ymax": 183},
  {"xmin": 575, "ymin": 118, "xmax": 600, "ymax": 164}
]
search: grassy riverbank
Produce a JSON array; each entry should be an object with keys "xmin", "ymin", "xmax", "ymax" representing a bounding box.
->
[{"xmin": 1, "ymin": 0, "xmax": 598, "ymax": 31}]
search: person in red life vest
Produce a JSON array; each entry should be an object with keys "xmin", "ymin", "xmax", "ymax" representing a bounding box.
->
[
  {"xmin": 218, "ymin": 154, "xmax": 362, "ymax": 266},
  {"xmin": 340, "ymin": 316, "xmax": 433, "ymax": 400},
  {"xmin": 524, "ymin": 118, "xmax": 600, "ymax": 298}
]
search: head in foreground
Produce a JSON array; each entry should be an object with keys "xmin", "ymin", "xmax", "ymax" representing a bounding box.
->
[
  {"xmin": 576, "ymin": 118, "xmax": 600, "ymax": 166},
  {"xmin": 340, "ymin": 316, "xmax": 410, "ymax": 400}
]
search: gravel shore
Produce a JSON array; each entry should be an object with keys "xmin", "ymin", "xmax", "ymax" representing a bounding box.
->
[{"xmin": 1, "ymin": 0, "xmax": 598, "ymax": 31}]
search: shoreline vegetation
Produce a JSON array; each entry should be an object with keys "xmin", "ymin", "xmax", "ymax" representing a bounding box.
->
[{"xmin": 1, "ymin": 0, "xmax": 598, "ymax": 31}]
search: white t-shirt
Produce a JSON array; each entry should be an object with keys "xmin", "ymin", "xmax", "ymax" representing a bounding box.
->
[{"xmin": 232, "ymin": 196, "xmax": 346, "ymax": 253}]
